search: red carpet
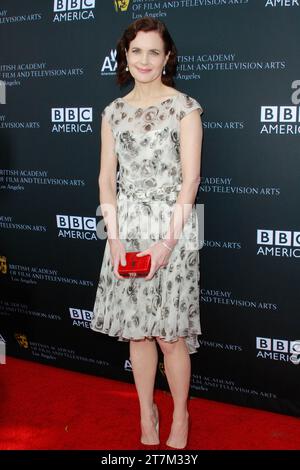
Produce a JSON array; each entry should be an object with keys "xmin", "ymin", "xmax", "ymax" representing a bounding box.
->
[{"xmin": 0, "ymin": 357, "xmax": 300, "ymax": 450}]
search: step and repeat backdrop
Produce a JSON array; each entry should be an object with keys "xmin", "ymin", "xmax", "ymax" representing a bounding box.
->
[{"xmin": 1, "ymin": 0, "xmax": 300, "ymax": 416}]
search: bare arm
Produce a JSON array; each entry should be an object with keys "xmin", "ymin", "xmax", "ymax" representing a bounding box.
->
[
  {"xmin": 163, "ymin": 109, "xmax": 203, "ymax": 248},
  {"xmin": 98, "ymin": 112, "xmax": 119, "ymax": 242}
]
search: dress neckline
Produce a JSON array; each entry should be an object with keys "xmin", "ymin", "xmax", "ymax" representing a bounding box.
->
[{"xmin": 119, "ymin": 93, "xmax": 181, "ymax": 111}]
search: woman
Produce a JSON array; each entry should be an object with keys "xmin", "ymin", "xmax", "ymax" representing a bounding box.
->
[{"xmin": 91, "ymin": 17, "xmax": 203, "ymax": 449}]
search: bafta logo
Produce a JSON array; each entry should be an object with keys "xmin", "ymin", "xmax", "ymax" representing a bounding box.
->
[
  {"xmin": 0, "ymin": 256, "xmax": 7, "ymax": 275},
  {"xmin": 15, "ymin": 333, "xmax": 29, "ymax": 349},
  {"xmin": 114, "ymin": 0, "xmax": 130, "ymax": 12}
]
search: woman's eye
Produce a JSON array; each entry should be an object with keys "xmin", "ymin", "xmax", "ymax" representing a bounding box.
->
[{"xmin": 131, "ymin": 50, "xmax": 159, "ymax": 55}]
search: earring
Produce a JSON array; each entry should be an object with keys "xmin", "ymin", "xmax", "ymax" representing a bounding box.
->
[
  {"xmin": 162, "ymin": 65, "xmax": 166, "ymax": 75},
  {"xmin": 125, "ymin": 64, "xmax": 129, "ymax": 72}
]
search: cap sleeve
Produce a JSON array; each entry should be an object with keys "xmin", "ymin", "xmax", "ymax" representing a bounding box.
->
[
  {"xmin": 177, "ymin": 93, "xmax": 203, "ymax": 120},
  {"xmin": 101, "ymin": 104, "xmax": 112, "ymax": 124}
]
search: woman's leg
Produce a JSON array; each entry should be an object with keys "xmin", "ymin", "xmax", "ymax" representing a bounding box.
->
[
  {"xmin": 156, "ymin": 337, "xmax": 190, "ymax": 449},
  {"xmin": 130, "ymin": 338, "xmax": 159, "ymax": 444}
]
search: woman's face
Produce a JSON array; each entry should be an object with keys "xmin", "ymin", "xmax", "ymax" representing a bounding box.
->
[{"xmin": 126, "ymin": 30, "xmax": 170, "ymax": 84}]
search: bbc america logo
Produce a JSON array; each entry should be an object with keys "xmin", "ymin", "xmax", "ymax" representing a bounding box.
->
[
  {"xmin": 69, "ymin": 308, "xmax": 92, "ymax": 328},
  {"xmin": 51, "ymin": 107, "xmax": 93, "ymax": 133},
  {"xmin": 265, "ymin": 1, "xmax": 300, "ymax": 7},
  {"xmin": 257, "ymin": 229, "xmax": 300, "ymax": 258},
  {"xmin": 260, "ymin": 106, "xmax": 300, "ymax": 135},
  {"xmin": 260, "ymin": 80, "xmax": 300, "ymax": 134},
  {"xmin": 56, "ymin": 215, "xmax": 97, "ymax": 240},
  {"xmin": 261, "ymin": 106, "xmax": 300, "ymax": 122},
  {"xmin": 53, "ymin": 0, "xmax": 96, "ymax": 22},
  {"xmin": 256, "ymin": 337, "xmax": 300, "ymax": 364}
]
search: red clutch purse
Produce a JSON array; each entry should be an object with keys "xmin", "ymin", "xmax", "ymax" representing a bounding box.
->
[{"xmin": 118, "ymin": 252, "xmax": 151, "ymax": 278}]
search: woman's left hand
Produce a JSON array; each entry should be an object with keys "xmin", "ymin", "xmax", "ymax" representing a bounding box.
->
[{"xmin": 136, "ymin": 240, "xmax": 173, "ymax": 281}]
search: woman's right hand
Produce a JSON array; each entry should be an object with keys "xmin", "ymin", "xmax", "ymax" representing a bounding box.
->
[{"xmin": 108, "ymin": 239, "xmax": 127, "ymax": 280}]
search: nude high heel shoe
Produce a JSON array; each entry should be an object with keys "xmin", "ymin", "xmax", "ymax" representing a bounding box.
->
[
  {"xmin": 153, "ymin": 403, "xmax": 159, "ymax": 436},
  {"xmin": 140, "ymin": 403, "xmax": 160, "ymax": 445},
  {"xmin": 166, "ymin": 412, "xmax": 189, "ymax": 449}
]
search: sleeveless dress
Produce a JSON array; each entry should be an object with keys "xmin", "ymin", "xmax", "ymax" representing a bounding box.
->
[{"xmin": 90, "ymin": 92, "xmax": 203, "ymax": 354}]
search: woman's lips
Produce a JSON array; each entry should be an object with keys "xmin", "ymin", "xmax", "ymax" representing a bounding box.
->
[{"xmin": 137, "ymin": 67, "xmax": 151, "ymax": 73}]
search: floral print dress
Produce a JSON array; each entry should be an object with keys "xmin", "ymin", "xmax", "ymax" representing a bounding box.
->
[{"xmin": 90, "ymin": 92, "xmax": 203, "ymax": 354}]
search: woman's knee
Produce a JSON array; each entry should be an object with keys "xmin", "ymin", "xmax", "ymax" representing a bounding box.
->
[
  {"xmin": 130, "ymin": 337, "xmax": 156, "ymax": 348},
  {"xmin": 156, "ymin": 337, "xmax": 179, "ymax": 355}
]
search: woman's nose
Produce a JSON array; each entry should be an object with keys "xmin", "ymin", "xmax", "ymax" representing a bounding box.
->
[{"xmin": 140, "ymin": 54, "xmax": 149, "ymax": 64}]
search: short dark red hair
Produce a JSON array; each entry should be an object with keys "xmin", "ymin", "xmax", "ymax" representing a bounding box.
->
[{"xmin": 116, "ymin": 17, "xmax": 177, "ymax": 87}]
